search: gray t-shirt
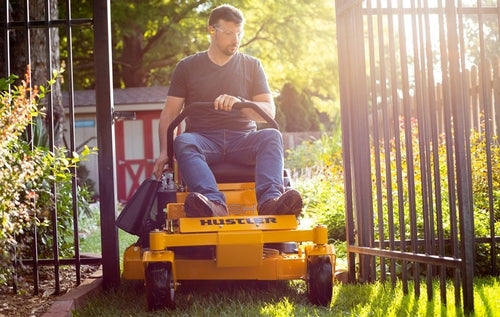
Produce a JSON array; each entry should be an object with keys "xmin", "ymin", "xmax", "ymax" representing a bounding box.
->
[{"xmin": 168, "ymin": 51, "xmax": 271, "ymax": 132}]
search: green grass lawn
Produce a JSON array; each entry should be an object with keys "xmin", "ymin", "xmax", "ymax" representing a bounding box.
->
[{"xmin": 72, "ymin": 275, "xmax": 499, "ymax": 316}]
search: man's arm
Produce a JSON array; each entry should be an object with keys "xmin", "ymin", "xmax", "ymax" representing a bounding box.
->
[
  {"xmin": 214, "ymin": 92, "xmax": 276, "ymax": 122},
  {"xmin": 243, "ymin": 93, "xmax": 276, "ymax": 122},
  {"xmin": 153, "ymin": 96, "xmax": 185, "ymax": 179}
]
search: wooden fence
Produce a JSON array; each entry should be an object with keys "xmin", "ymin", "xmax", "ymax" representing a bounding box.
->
[
  {"xmin": 282, "ymin": 131, "xmax": 325, "ymax": 151},
  {"xmin": 371, "ymin": 56, "xmax": 500, "ymax": 140}
]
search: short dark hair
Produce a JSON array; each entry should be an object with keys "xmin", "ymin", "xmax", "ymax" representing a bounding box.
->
[{"xmin": 208, "ymin": 4, "xmax": 245, "ymax": 26}]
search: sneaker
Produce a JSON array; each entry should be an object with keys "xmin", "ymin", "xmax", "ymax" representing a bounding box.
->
[
  {"xmin": 184, "ymin": 192, "xmax": 228, "ymax": 217},
  {"xmin": 258, "ymin": 189, "xmax": 303, "ymax": 217}
]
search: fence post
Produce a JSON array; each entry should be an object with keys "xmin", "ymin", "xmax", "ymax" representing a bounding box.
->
[
  {"xmin": 93, "ymin": 0, "xmax": 120, "ymax": 290},
  {"xmin": 336, "ymin": 0, "xmax": 375, "ymax": 283}
]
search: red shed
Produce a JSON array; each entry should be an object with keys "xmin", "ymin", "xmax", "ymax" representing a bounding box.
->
[{"xmin": 65, "ymin": 86, "xmax": 168, "ymax": 203}]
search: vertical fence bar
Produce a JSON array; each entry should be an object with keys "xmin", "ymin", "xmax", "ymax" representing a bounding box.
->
[
  {"xmin": 409, "ymin": 0, "xmax": 422, "ymax": 298},
  {"xmin": 1, "ymin": 0, "xmax": 9, "ymax": 77},
  {"xmin": 336, "ymin": 0, "xmax": 357, "ymax": 283},
  {"xmin": 65, "ymin": 0, "xmax": 82, "ymax": 286},
  {"xmin": 397, "ymin": 0, "xmax": 411, "ymax": 295},
  {"xmin": 431, "ymin": 2, "xmax": 448, "ymax": 303},
  {"xmin": 43, "ymin": 0, "xmax": 62, "ymax": 296},
  {"xmin": 386, "ymin": 1, "xmax": 403, "ymax": 289},
  {"xmin": 20, "ymin": 0, "xmax": 41, "ymax": 296},
  {"xmin": 446, "ymin": 0, "xmax": 475, "ymax": 312},
  {"xmin": 496, "ymin": 54, "xmax": 500, "ymax": 139},
  {"xmin": 366, "ymin": 0, "xmax": 386, "ymax": 284},
  {"xmin": 438, "ymin": 0, "xmax": 462, "ymax": 306},
  {"xmin": 375, "ymin": 0, "xmax": 394, "ymax": 286},
  {"xmin": 493, "ymin": 54, "xmax": 500, "ymax": 274},
  {"xmin": 422, "ymin": 0, "xmax": 436, "ymax": 303}
]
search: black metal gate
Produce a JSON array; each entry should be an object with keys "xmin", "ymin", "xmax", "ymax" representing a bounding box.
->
[
  {"xmin": 1, "ymin": 1, "xmax": 120, "ymax": 294},
  {"xmin": 336, "ymin": 0, "xmax": 499, "ymax": 313}
]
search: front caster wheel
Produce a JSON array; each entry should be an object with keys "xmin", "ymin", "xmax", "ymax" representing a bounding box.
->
[
  {"xmin": 307, "ymin": 255, "xmax": 333, "ymax": 306},
  {"xmin": 145, "ymin": 262, "xmax": 175, "ymax": 311}
]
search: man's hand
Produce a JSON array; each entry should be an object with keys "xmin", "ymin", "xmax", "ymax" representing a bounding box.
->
[
  {"xmin": 214, "ymin": 94, "xmax": 240, "ymax": 111},
  {"xmin": 153, "ymin": 152, "xmax": 169, "ymax": 180}
]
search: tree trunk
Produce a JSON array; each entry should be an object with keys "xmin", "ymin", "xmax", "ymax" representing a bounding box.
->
[
  {"xmin": 9, "ymin": 0, "xmax": 64, "ymax": 147},
  {"xmin": 120, "ymin": 32, "xmax": 147, "ymax": 87}
]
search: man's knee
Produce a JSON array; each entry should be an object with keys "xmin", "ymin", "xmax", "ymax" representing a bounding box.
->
[
  {"xmin": 174, "ymin": 134, "xmax": 198, "ymax": 154},
  {"xmin": 259, "ymin": 129, "xmax": 283, "ymax": 147},
  {"xmin": 260, "ymin": 128, "xmax": 282, "ymax": 142}
]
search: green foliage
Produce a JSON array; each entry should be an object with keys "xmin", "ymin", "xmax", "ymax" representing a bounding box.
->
[
  {"xmin": 370, "ymin": 116, "xmax": 500, "ymax": 275},
  {"xmin": 470, "ymin": 130, "xmax": 500, "ymax": 228},
  {"xmin": 61, "ymin": 0, "xmax": 339, "ymax": 123},
  {"xmin": 469, "ymin": 130, "xmax": 500, "ymax": 275},
  {"xmin": 277, "ymin": 83, "xmax": 322, "ymax": 132},
  {"xmin": 0, "ymin": 71, "xmax": 96, "ymax": 285},
  {"xmin": 286, "ymin": 130, "xmax": 345, "ymax": 242},
  {"xmin": 285, "ymin": 130, "xmax": 342, "ymax": 170},
  {"xmin": 287, "ymin": 115, "xmax": 499, "ymax": 275}
]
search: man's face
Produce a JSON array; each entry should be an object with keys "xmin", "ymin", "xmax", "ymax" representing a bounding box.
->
[{"xmin": 210, "ymin": 20, "xmax": 244, "ymax": 56}]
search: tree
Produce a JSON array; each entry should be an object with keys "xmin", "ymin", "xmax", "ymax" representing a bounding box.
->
[
  {"xmin": 277, "ymin": 83, "xmax": 320, "ymax": 132},
  {"xmin": 48, "ymin": 1, "xmax": 339, "ymax": 129},
  {"xmin": 66, "ymin": 0, "xmax": 338, "ymax": 126},
  {"xmin": 240, "ymin": 0, "xmax": 339, "ymax": 124},
  {"xmin": 112, "ymin": 0, "xmax": 213, "ymax": 87}
]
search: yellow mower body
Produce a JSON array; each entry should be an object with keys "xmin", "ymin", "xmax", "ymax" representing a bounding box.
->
[{"xmin": 122, "ymin": 181, "xmax": 336, "ymax": 310}]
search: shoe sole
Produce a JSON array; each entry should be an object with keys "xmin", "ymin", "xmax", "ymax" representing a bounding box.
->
[
  {"xmin": 184, "ymin": 192, "xmax": 228, "ymax": 217},
  {"xmin": 259, "ymin": 189, "xmax": 303, "ymax": 217},
  {"xmin": 184, "ymin": 193, "xmax": 214, "ymax": 217},
  {"xmin": 276, "ymin": 190, "xmax": 303, "ymax": 216}
]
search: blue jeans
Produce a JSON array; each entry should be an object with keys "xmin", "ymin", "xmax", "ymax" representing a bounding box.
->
[{"xmin": 173, "ymin": 128, "xmax": 284, "ymax": 206}]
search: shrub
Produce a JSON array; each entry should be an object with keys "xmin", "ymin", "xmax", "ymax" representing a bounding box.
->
[
  {"xmin": 286, "ymin": 130, "xmax": 345, "ymax": 242},
  {"xmin": 469, "ymin": 130, "xmax": 500, "ymax": 275},
  {"xmin": 0, "ymin": 69, "xmax": 96, "ymax": 285}
]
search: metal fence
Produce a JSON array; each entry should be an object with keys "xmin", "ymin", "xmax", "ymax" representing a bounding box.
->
[
  {"xmin": 336, "ymin": 0, "xmax": 499, "ymax": 313},
  {"xmin": 1, "ymin": 1, "xmax": 119, "ymax": 295}
]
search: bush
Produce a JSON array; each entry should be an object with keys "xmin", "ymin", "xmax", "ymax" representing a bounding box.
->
[
  {"xmin": 469, "ymin": 130, "xmax": 500, "ymax": 275},
  {"xmin": 373, "ymin": 118, "xmax": 500, "ymax": 274},
  {"xmin": 286, "ymin": 130, "xmax": 345, "ymax": 242},
  {"xmin": 0, "ymin": 69, "xmax": 96, "ymax": 285}
]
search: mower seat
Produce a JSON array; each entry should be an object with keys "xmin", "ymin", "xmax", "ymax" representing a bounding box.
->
[
  {"xmin": 209, "ymin": 162, "xmax": 291, "ymax": 187},
  {"xmin": 209, "ymin": 162, "xmax": 255, "ymax": 183}
]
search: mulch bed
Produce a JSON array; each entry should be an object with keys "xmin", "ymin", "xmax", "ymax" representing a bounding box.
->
[{"xmin": 0, "ymin": 264, "xmax": 100, "ymax": 317}]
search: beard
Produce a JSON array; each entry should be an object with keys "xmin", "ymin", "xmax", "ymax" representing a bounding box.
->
[{"xmin": 222, "ymin": 44, "xmax": 239, "ymax": 56}]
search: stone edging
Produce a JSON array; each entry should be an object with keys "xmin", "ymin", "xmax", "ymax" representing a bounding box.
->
[{"xmin": 41, "ymin": 267, "xmax": 103, "ymax": 317}]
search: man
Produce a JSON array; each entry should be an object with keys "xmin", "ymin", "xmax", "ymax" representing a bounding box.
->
[{"xmin": 153, "ymin": 4, "xmax": 302, "ymax": 218}]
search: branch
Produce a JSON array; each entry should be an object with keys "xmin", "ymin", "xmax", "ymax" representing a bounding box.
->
[{"xmin": 142, "ymin": 0, "xmax": 209, "ymax": 54}]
